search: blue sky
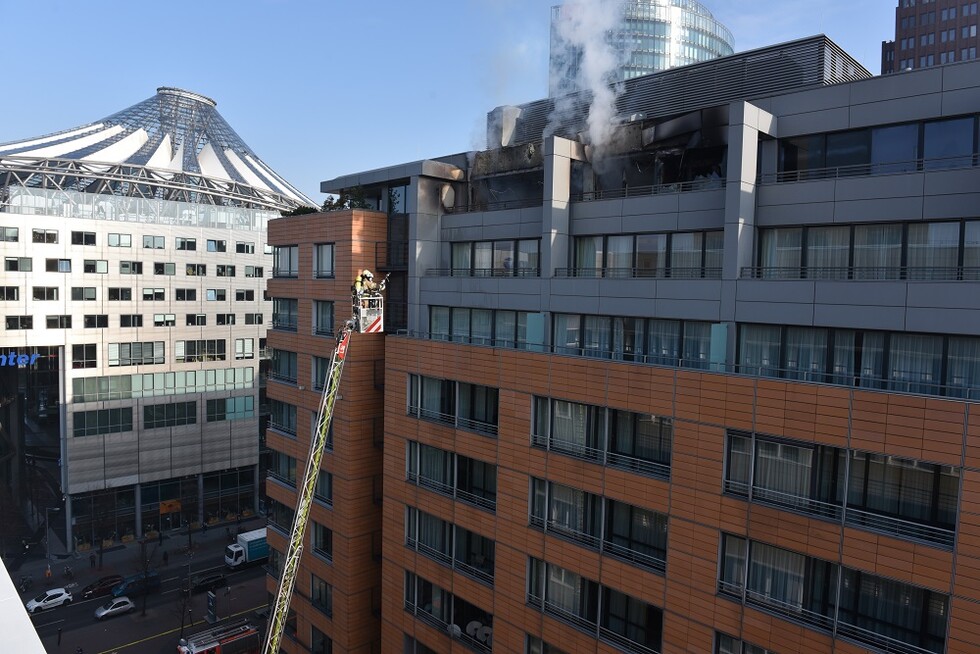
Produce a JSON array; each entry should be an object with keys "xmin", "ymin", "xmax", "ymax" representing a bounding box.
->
[{"xmin": 0, "ymin": 0, "xmax": 895, "ymax": 204}]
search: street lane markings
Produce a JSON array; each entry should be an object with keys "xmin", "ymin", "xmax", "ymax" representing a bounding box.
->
[{"xmin": 95, "ymin": 603, "xmax": 265, "ymax": 654}]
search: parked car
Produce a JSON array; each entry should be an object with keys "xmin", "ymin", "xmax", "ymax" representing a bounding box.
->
[
  {"xmin": 183, "ymin": 572, "xmax": 227, "ymax": 594},
  {"xmin": 94, "ymin": 596, "xmax": 135, "ymax": 620},
  {"xmin": 111, "ymin": 571, "xmax": 160, "ymax": 598},
  {"xmin": 25, "ymin": 588, "xmax": 73, "ymax": 613},
  {"xmin": 81, "ymin": 575, "xmax": 124, "ymax": 600}
]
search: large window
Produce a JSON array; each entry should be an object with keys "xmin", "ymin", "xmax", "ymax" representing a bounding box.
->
[
  {"xmin": 273, "ymin": 298, "xmax": 298, "ymax": 331},
  {"xmin": 313, "ymin": 301, "xmax": 333, "ymax": 336},
  {"xmin": 534, "ymin": 396, "xmax": 672, "ymax": 479},
  {"xmin": 719, "ymin": 535, "xmax": 948, "ymax": 654},
  {"xmin": 175, "ymin": 340, "xmax": 226, "ymax": 363},
  {"xmin": 144, "ymin": 401, "xmax": 197, "ymax": 429},
  {"xmin": 450, "ymin": 239, "xmax": 540, "ymax": 276},
  {"xmin": 73, "ymin": 408, "xmax": 133, "ymax": 437},
  {"xmin": 270, "ymin": 349, "xmax": 298, "ymax": 383},
  {"xmin": 206, "ymin": 396, "xmax": 254, "ymax": 422},
  {"xmin": 268, "ymin": 451, "xmax": 297, "ymax": 487},
  {"xmin": 725, "ymin": 431, "xmax": 958, "ymax": 547},
  {"xmin": 430, "ymin": 306, "xmax": 535, "ymax": 349},
  {"xmin": 527, "ymin": 558, "xmax": 662, "ymax": 653},
  {"xmin": 737, "ymin": 323, "xmax": 980, "ymax": 398},
  {"xmin": 269, "ymin": 400, "xmax": 297, "ymax": 436},
  {"xmin": 404, "ymin": 572, "xmax": 494, "ymax": 652},
  {"xmin": 406, "ymin": 506, "xmax": 496, "ymax": 584},
  {"xmin": 273, "ymin": 245, "xmax": 299, "ymax": 277},
  {"xmin": 312, "ymin": 522, "xmax": 332, "ymax": 561},
  {"xmin": 314, "ymin": 243, "xmax": 334, "ymax": 278},
  {"xmin": 407, "ymin": 374, "xmax": 498, "ymax": 435},
  {"xmin": 571, "ymin": 231, "xmax": 722, "ymax": 278},
  {"xmin": 72, "ymin": 344, "xmax": 97, "ymax": 369},
  {"xmin": 406, "ymin": 441, "xmax": 496, "ymax": 512},
  {"xmin": 108, "ymin": 341, "xmax": 165, "ymax": 367}
]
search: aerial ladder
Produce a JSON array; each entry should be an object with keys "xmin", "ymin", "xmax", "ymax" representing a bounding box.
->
[{"xmin": 262, "ymin": 272, "xmax": 387, "ymax": 654}]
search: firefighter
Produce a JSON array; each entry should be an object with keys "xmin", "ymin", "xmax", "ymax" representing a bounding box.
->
[{"xmin": 352, "ymin": 270, "xmax": 377, "ymax": 297}]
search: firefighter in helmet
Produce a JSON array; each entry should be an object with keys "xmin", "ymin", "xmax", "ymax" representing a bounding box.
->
[{"xmin": 353, "ymin": 269, "xmax": 377, "ymax": 297}]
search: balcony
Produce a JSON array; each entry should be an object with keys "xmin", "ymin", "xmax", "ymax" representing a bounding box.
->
[
  {"xmin": 444, "ymin": 198, "xmax": 540, "ymax": 214},
  {"xmin": 556, "ymin": 266, "xmax": 721, "ymax": 279},
  {"xmin": 741, "ymin": 266, "xmax": 980, "ymax": 281},
  {"xmin": 759, "ymin": 154, "xmax": 978, "ymax": 184},
  {"xmin": 426, "ymin": 267, "xmax": 540, "ymax": 277},
  {"xmin": 570, "ymin": 177, "xmax": 726, "ymax": 202},
  {"xmin": 270, "ymin": 318, "xmax": 297, "ymax": 332}
]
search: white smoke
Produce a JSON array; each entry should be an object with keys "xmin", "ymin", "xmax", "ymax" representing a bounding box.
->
[{"xmin": 546, "ymin": 0, "xmax": 626, "ymax": 164}]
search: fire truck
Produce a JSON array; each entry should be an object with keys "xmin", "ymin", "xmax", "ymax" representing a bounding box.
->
[{"xmin": 177, "ymin": 619, "xmax": 260, "ymax": 654}]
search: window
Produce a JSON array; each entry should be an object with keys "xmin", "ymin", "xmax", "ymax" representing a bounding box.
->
[
  {"xmin": 142, "ymin": 288, "xmax": 165, "ymax": 301},
  {"xmin": 153, "ymin": 313, "xmax": 176, "ymax": 327},
  {"xmin": 108, "ymin": 341, "xmax": 165, "ymax": 366},
  {"xmin": 270, "ymin": 400, "xmax": 298, "ymax": 435},
  {"xmin": 32, "ymin": 229, "xmax": 57, "ymax": 243},
  {"xmin": 404, "ymin": 571, "xmax": 494, "ymax": 643},
  {"xmin": 5, "ymin": 316, "xmax": 33, "ymax": 330},
  {"xmin": 313, "ymin": 301, "xmax": 334, "ymax": 336},
  {"xmin": 311, "ymin": 575, "xmax": 332, "ymax": 616},
  {"xmin": 407, "ymin": 441, "xmax": 497, "ymax": 511},
  {"xmin": 311, "ymin": 626, "xmax": 332, "ymax": 654},
  {"xmin": 245, "ymin": 265, "xmax": 263, "ymax": 278},
  {"xmin": 142, "ymin": 235, "xmax": 164, "ymax": 249},
  {"xmin": 120, "ymin": 261, "xmax": 142, "ymax": 274},
  {"xmin": 71, "ymin": 287, "xmax": 97, "ymax": 301},
  {"xmin": 314, "ymin": 243, "xmax": 334, "ymax": 278},
  {"xmin": 186, "ymin": 314, "xmax": 207, "ymax": 326},
  {"xmin": 271, "ymin": 349, "xmax": 298, "ymax": 382},
  {"xmin": 5, "ymin": 257, "xmax": 31, "ymax": 272},
  {"xmin": 107, "ymin": 287, "xmax": 131, "ymax": 301},
  {"xmin": 206, "ymin": 239, "xmax": 226, "ymax": 252},
  {"xmin": 83, "ymin": 259, "xmax": 108, "ymax": 274},
  {"xmin": 235, "ymin": 338, "xmax": 254, "ymax": 360},
  {"xmin": 46, "ymin": 315, "xmax": 72, "ymax": 329},
  {"xmin": 0, "ymin": 227, "xmax": 17, "ymax": 242},
  {"xmin": 715, "ymin": 633, "xmax": 774, "ymax": 654},
  {"xmin": 314, "ymin": 473, "xmax": 333, "ymax": 505},
  {"xmin": 526, "ymin": 635, "xmax": 568, "ymax": 654},
  {"xmin": 235, "ymin": 289, "xmax": 255, "ymax": 301},
  {"xmin": 153, "ymin": 262, "xmax": 176, "ymax": 275},
  {"xmin": 73, "ymin": 408, "xmax": 133, "ymax": 437},
  {"xmin": 206, "ymin": 396, "xmax": 255, "ymax": 422},
  {"xmin": 186, "ymin": 263, "xmax": 206, "ymax": 276},
  {"xmin": 83, "ymin": 315, "xmax": 108, "ymax": 328},
  {"xmin": 46, "ymin": 258, "xmax": 71, "ymax": 272},
  {"xmin": 273, "ymin": 298, "xmax": 298, "ymax": 330},
  {"xmin": 71, "ymin": 231, "xmax": 96, "ymax": 246},
  {"xmin": 273, "ymin": 245, "xmax": 299, "ymax": 277},
  {"xmin": 175, "ymin": 237, "xmax": 196, "ymax": 251},
  {"xmin": 206, "ymin": 289, "xmax": 226, "ymax": 302},
  {"xmin": 120, "ymin": 314, "xmax": 143, "ymax": 327},
  {"xmin": 312, "ymin": 522, "xmax": 332, "ymax": 560},
  {"xmin": 0, "ymin": 287, "xmax": 18, "ymax": 301},
  {"xmin": 72, "ymin": 344, "xmax": 97, "ymax": 369},
  {"xmin": 405, "ymin": 506, "xmax": 495, "ymax": 584},
  {"xmin": 213, "ymin": 265, "xmax": 234, "ymax": 278},
  {"xmin": 268, "ymin": 450, "xmax": 297, "ymax": 486},
  {"xmin": 245, "ymin": 313, "xmax": 263, "ymax": 325},
  {"xmin": 175, "ymin": 339, "xmax": 226, "ymax": 362},
  {"xmin": 236, "ymin": 241, "xmax": 254, "ymax": 254},
  {"xmin": 217, "ymin": 313, "xmax": 236, "ymax": 325},
  {"xmin": 144, "ymin": 401, "xmax": 196, "ymax": 429},
  {"xmin": 32, "ymin": 287, "xmax": 58, "ymax": 301},
  {"xmin": 108, "ymin": 233, "xmax": 131, "ymax": 247},
  {"xmin": 175, "ymin": 288, "xmax": 196, "ymax": 301}
]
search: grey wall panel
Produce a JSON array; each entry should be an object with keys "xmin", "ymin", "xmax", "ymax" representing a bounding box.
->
[
  {"xmin": 736, "ymin": 281, "xmax": 816, "ymax": 304},
  {"xmin": 757, "ymin": 180, "xmax": 835, "ymax": 207},
  {"xmin": 907, "ymin": 282, "xmax": 980, "ymax": 310},
  {"xmin": 572, "ymin": 215, "xmax": 625, "ymax": 235},
  {"xmin": 813, "ymin": 282, "xmax": 908, "ymax": 307},
  {"xmin": 767, "ymin": 84, "xmax": 851, "ymax": 122},
  {"xmin": 735, "ymin": 300, "xmax": 815, "ymax": 326},
  {"xmin": 570, "ymin": 198, "xmax": 623, "ymax": 220},
  {"xmin": 774, "ymin": 107, "xmax": 852, "ymax": 138},
  {"xmin": 138, "ymin": 434, "xmax": 173, "ymax": 483},
  {"xmin": 923, "ymin": 167, "xmax": 980, "ymax": 194},
  {"xmin": 923, "ymin": 193, "xmax": 980, "ymax": 220},
  {"xmin": 940, "ymin": 87, "xmax": 980, "ymax": 116},
  {"xmin": 102, "ymin": 434, "xmax": 139, "ymax": 486},
  {"xmin": 419, "ymin": 277, "xmax": 465, "ymax": 293},
  {"xmin": 678, "ymin": 188, "xmax": 726, "ymax": 212},
  {"xmin": 849, "ymin": 67, "xmax": 943, "ymax": 105},
  {"xmin": 676, "ymin": 209, "xmax": 726, "ymax": 231},
  {"xmin": 621, "ymin": 213, "xmax": 680, "ymax": 234},
  {"xmin": 833, "ymin": 197, "xmax": 924, "ymax": 223},
  {"xmin": 755, "ymin": 202, "xmax": 836, "ymax": 226},
  {"xmin": 656, "ymin": 280, "xmax": 724, "ymax": 301},
  {"xmin": 599, "ymin": 296, "xmax": 658, "ymax": 317},
  {"xmin": 418, "ymin": 290, "xmax": 465, "ymax": 307},
  {"xmin": 849, "ymin": 93, "xmax": 943, "ymax": 129},
  {"xmin": 548, "ymin": 289, "xmax": 601, "ymax": 314},
  {"xmin": 833, "ymin": 175, "xmax": 924, "ymax": 201},
  {"xmin": 906, "ymin": 308, "xmax": 980, "ymax": 336},
  {"xmin": 654, "ymin": 298, "xmax": 722, "ymax": 321},
  {"xmin": 620, "ymin": 194, "xmax": 681, "ymax": 217},
  {"xmin": 811, "ymin": 304, "xmax": 908, "ymax": 331}
]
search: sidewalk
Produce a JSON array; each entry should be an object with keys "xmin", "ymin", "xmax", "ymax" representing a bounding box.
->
[{"xmin": 5, "ymin": 515, "xmax": 265, "ymax": 598}]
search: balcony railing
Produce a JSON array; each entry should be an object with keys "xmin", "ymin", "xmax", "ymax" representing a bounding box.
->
[
  {"xmin": 407, "ymin": 537, "xmax": 495, "ymax": 586},
  {"xmin": 719, "ymin": 580, "xmax": 835, "ymax": 633},
  {"xmin": 409, "ymin": 407, "xmax": 499, "ymax": 437},
  {"xmin": 425, "ymin": 267, "xmax": 541, "ymax": 277},
  {"xmin": 759, "ymin": 153, "xmax": 978, "ymax": 184},
  {"xmin": 313, "ymin": 269, "xmax": 334, "ymax": 279},
  {"xmin": 741, "ymin": 265, "xmax": 980, "ymax": 281},
  {"xmin": 408, "ymin": 472, "xmax": 495, "ymax": 511},
  {"xmin": 266, "ymin": 471, "xmax": 297, "ymax": 489},
  {"xmin": 569, "ymin": 178, "xmax": 726, "ymax": 202},
  {"xmin": 836, "ymin": 619, "xmax": 940, "ymax": 654},
  {"xmin": 445, "ymin": 198, "xmax": 540, "ymax": 214},
  {"xmin": 530, "ymin": 515, "xmax": 666, "ymax": 574},
  {"xmin": 555, "ymin": 266, "xmax": 722, "ymax": 280},
  {"xmin": 272, "ymin": 269, "xmax": 298, "ymax": 279},
  {"xmin": 267, "ymin": 371, "xmax": 298, "ymax": 385},
  {"xmin": 271, "ymin": 318, "xmax": 297, "ymax": 332},
  {"xmin": 268, "ymin": 422, "xmax": 297, "ymax": 437},
  {"xmin": 532, "ymin": 433, "xmax": 670, "ymax": 481}
]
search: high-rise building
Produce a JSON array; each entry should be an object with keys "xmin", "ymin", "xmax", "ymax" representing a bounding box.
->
[
  {"xmin": 881, "ymin": 0, "xmax": 980, "ymax": 74},
  {"xmin": 270, "ymin": 35, "xmax": 980, "ymax": 654},
  {"xmin": 549, "ymin": 0, "xmax": 734, "ymax": 97},
  {"xmin": 0, "ymin": 87, "xmax": 312, "ymax": 554}
]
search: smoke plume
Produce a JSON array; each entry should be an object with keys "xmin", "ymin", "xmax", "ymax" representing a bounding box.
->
[{"xmin": 546, "ymin": 0, "xmax": 625, "ymax": 165}]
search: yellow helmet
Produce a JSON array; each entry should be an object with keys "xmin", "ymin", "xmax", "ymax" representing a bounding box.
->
[{"xmin": 363, "ymin": 270, "xmax": 374, "ymax": 280}]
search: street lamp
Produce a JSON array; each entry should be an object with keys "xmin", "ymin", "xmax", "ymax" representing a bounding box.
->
[{"xmin": 44, "ymin": 506, "xmax": 61, "ymax": 561}]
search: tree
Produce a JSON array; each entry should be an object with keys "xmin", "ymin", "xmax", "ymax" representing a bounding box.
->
[
  {"xmin": 321, "ymin": 186, "xmax": 370, "ymax": 211},
  {"xmin": 136, "ymin": 543, "xmax": 158, "ymax": 617},
  {"xmin": 280, "ymin": 205, "xmax": 318, "ymax": 217}
]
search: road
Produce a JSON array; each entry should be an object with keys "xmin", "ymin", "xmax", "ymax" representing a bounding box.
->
[{"xmin": 27, "ymin": 556, "xmax": 268, "ymax": 654}]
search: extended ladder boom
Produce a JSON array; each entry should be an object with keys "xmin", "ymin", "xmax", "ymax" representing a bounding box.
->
[{"xmin": 262, "ymin": 317, "xmax": 356, "ymax": 654}]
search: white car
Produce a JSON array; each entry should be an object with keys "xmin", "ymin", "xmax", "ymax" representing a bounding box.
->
[
  {"xmin": 25, "ymin": 587, "xmax": 73, "ymax": 613},
  {"xmin": 94, "ymin": 596, "xmax": 135, "ymax": 620}
]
